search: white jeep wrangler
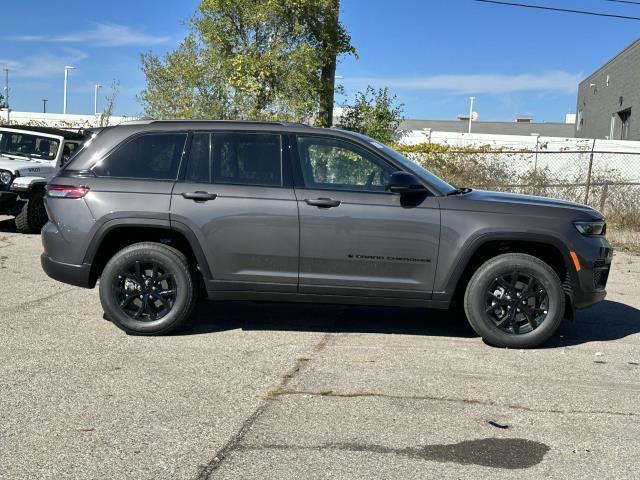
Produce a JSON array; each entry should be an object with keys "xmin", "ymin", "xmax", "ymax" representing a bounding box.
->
[{"xmin": 0, "ymin": 126, "xmax": 85, "ymax": 233}]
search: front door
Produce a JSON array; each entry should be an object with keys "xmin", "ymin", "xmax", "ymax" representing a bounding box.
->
[
  {"xmin": 171, "ymin": 131, "xmax": 299, "ymax": 293},
  {"xmin": 293, "ymin": 135, "xmax": 440, "ymax": 299}
]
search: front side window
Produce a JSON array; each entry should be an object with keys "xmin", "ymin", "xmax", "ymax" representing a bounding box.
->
[
  {"xmin": 296, "ymin": 136, "xmax": 395, "ymax": 192},
  {"xmin": 213, "ymin": 132, "xmax": 282, "ymax": 187},
  {"xmin": 93, "ymin": 133, "xmax": 187, "ymax": 180}
]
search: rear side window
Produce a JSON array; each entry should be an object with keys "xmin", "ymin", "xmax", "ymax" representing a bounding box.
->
[
  {"xmin": 185, "ymin": 132, "xmax": 211, "ymax": 183},
  {"xmin": 93, "ymin": 133, "xmax": 187, "ymax": 180},
  {"xmin": 213, "ymin": 132, "xmax": 282, "ymax": 187}
]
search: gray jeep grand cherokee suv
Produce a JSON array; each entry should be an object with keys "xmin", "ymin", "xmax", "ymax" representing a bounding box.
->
[{"xmin": 41, "ymin": 120, "xmax": 612, "ymax": 347}]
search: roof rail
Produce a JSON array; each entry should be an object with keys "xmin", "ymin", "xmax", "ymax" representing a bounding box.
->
[{"xmin": 127, "ymin": 119, "xmax": 313, "ymax": 128}]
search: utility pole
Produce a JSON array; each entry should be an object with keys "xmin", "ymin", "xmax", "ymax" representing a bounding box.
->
[
  {"xmin": 94, "ymin": 84, "xmax": 102, "ymax": 116},
  {"xmin": 42, "ymin": 99, "xmax": 48, "ymax": 113},
  {"xmin": 3, "ymin": 68, "xmax": 9, "ymax": 123},
  {"xmin": 63, "ymin": 66, "xmax": 76, "ymax": 114},
  {"xmin": 468, "ymin": 96, "xmax": 475, "ymax": 134}
]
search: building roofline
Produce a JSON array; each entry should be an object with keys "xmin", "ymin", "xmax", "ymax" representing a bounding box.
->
[
  {"xmin": 399, "ymin": 119, "xmax": 569, "ymax": 126},
  {"xmin": 580, "ymin": 37, "xmax": 640, "ymax": 85}
]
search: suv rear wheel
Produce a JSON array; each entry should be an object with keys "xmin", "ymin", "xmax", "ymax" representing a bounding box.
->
[
  {"xmin": 99, "ymin": 242, "xmax": 195, "ymax": 335},
  {"xmin": 464, "ymin": 253, "xmax": 565, "ymax": 348}
]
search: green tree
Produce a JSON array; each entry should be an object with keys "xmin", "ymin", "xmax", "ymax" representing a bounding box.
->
[
  {"xmin": 337, "ymin": 86, "xmax": 404, "ymax": 144},
  {"xmin": 139, "ymin": 0, "xmax": 354, "ymax": 122},
  {"xmin": 99, "ymin": 80, "xmax": 120, "ymax": 127}
]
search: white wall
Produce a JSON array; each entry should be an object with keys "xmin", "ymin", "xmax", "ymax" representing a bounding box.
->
[
  {"xmin": 398, "ymin": 129, "xmax": 640, "ymax": 181},
  {"xmin": 0, "ymin": 110, "xmax": 134, "ymax": 127}
]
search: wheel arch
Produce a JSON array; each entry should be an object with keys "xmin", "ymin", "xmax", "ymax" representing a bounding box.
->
[
  {"xmin": 440, "ymin": 232, "xmax": 575, "ymax": 319},
  {"xmin": 85, "ymin": 220, "xmax": 211, "ymax": 287}
]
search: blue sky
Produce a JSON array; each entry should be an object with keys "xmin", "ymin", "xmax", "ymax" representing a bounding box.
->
[{"xmin": 2, "ymin": 0, "xmax": 639, "ymax": 122}]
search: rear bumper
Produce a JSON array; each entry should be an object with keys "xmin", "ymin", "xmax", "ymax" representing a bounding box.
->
[{"xmin": 41, "ymin": 254, "xmax": 92, "ymax": 288}]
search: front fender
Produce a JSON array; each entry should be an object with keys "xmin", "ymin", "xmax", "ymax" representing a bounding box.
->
[
  {"xmin": 431, "ymin": 225, "xmax": 577, "ymax": 310},
  {"xmin": 10, "ymin": 176, "xmax": 48, "ymax": 192}
]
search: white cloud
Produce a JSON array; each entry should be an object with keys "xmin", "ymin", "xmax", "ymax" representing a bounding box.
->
[
  {"xmin": 346, "ymin": 71, "xmax": 583, "ymax": 94},
  {"xmin": 9, "ymin": 23, "xmax": 169, "ymax": 47},
  {"xmin": 0, "ymin": 49, "xmax": 88, "ymax": 78}
]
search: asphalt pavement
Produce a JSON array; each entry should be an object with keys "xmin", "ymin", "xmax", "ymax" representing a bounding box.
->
[{"xmin": 1, "ymin": 215, "xmax": 639, "ymax": 479}]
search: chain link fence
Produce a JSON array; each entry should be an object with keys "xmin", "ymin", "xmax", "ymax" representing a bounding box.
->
[{"xmin": 399, "ymin": 145, "xmax": 640, "ymax": 251}]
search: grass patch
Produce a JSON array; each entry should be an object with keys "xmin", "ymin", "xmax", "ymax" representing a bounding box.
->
[{"xmin": 608, "ymin": 227, "xmax": 640, "ymax": 255}]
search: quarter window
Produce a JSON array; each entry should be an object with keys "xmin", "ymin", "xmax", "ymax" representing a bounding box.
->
[
  {"xmin": 93, "ymin": 133, "xmax": 187, "ymax": 180},
  {"xmin": 213, "ymin": 132, "xmax": 282, "ymax": 187},
  {"xmin": 296, "ymin": 136, "xmax": 394, "ymax": 192}
]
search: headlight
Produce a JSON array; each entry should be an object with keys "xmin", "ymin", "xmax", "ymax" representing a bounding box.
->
[
  {"xmin": 0, "ymin": 171, "xmax": 12, "ymax": 185},
  {"xmin": 574, "ymin": 220, "xmax": 606, "ymax": 236}
]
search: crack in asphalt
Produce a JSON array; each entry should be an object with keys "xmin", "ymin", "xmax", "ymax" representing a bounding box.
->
[
  {"xmin": 0, "ymin": 235, "xmax": 15, "ymax": 249},
  {"xmin": 0, "ymin": 287, "xmax": 76, "ymax": 313},
  {"xmin": 194, "ymin": 332, "xmax": 336, "ymax": 479},
  {"xmin": 275, "ymin": 389, "xmax": 640, "ymax": 418},
  {"xmin": 237, "ymin": 438, "xmax": 551, "ymax": 470}
]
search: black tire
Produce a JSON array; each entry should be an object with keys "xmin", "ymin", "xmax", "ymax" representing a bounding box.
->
[
  {"xmin": 464, "ymin": 253, "xmax": 565, "ymax": 348},
  {"xmin": 15, "ymin": 189, "xmax": 47, "ymax": 234},
  {"xmin": 99, "ymin": 242, "xmax": 195, "ymax": 335}
]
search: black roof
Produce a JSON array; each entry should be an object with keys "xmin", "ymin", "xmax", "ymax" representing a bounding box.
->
[{"xmin": 1, "ymin": 125, "xmax": 85, "ymax": 141}]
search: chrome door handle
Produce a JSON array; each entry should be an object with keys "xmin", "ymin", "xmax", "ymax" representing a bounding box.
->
[
  {"xmin": 305, "ymin": 198, "xmax": 341, "ymax": 208},
  {"xmin": 182, "ymin": 191, "xmax": 217, "ymax": 201}
]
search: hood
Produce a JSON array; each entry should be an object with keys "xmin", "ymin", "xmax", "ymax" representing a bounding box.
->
[
  {"xmin": 0, "ymin": 154, "xmax": 56, "ymax": 176},
  {"xmin": 460, "ymin": 189, "xmax": 602, "ymax": 218}
]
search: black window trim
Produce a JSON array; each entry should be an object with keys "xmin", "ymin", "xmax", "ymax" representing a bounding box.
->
[
  {"xmin": 90, "ymin": 131, "xmax": 189, "ymax": 182},
  {"xmin": 179, "ymin": 131, "xmax": 212, "ymax": 184},
  {"xmin": 178, "ymin": 130, "xmax": 293, "ymax": 189},
  {"xmin": 291, "ymin": 133, "xmax": 434, "ymax": 196}
]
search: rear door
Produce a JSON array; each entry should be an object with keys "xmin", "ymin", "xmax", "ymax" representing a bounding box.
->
[
  {"xmin": 170, "ymin": 131, "xmax": 299, "ymax": 293},
  {"xmin": 293, "ymin": 134, "xmax": 440, "ymax": 299}
]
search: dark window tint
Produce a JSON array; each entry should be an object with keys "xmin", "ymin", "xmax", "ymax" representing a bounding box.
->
[
  {"xmin": 213, "ymin": 133, "xmax": 282, "ymax": 187},
  {"xmin": 185, "ymin": 133, "xmax": 211, "ymax": 183},
  {"xmin": 94, "ymin": 133, "xmax": 187, "ymax": 180},
  {"xmin": 296, "ymin": 136, "xmax": 394, "ymax": 192}
]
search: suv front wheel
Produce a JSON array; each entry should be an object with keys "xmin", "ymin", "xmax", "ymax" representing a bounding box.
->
[
  {"xmin": 99, "ymin": 242, "xmax": 196, "ymax": 335},
  {"xmin": 464, "ymin": 253, "xmax": 565, "ymax": 348},
  {"xmin": 15, "ymin": 189, "xmax": 47, "ymax": 234}
]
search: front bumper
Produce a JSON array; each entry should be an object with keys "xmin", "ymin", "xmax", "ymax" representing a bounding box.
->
[
  {"xmin": 571, "ymin": 238, "xmax": 613, "ymax": 310},
  {"xmin": 41, "ymin": 254, "xmax": 92, "ymax": 288}
]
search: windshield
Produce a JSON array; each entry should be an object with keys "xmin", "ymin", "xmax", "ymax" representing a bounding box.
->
[
  {"xmin": 0, "ymin": 131, "xmax": 60, "ymax": 160},
  {"xmin": 346, "ymin": 131, "xmax": 455, "ymax": 195}
]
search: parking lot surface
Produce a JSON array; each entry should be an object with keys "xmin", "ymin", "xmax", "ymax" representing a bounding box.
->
[{"xmin": 1, "ymin": 216, "xmax": 639, "ymax": 479}]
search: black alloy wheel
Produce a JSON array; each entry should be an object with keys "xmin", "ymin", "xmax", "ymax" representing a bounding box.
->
[
  {"xmin": 99, "ymin": 242, "xmax": 195, "ymax": 335},
  {"xmin": 485, "ymin": 271, "xmax": 549, "ymax": 335},
  {"xmin": 115, "ymin": 260, "xmax": 177, "ymax": 321},
  {"xmin": 464, "ymin": 253, "xmax": 565, "ymax": 348}
]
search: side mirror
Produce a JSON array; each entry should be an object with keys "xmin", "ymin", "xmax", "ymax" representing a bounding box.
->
[{"xmin": 386, "ymin": 171, "xmax": 427, "ymax": 194}]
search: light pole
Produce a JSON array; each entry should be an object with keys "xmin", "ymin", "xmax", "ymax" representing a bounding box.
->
[
  {"xmin": 63, "ymin": 66, "xmax": 76, "ymax": 114},
  {"xmin": 3, "ymin": 68, "xmax": 9, "ymax": 122},
  {"xmin": 94, "ymin": 84, "xmax": 102, "ymax": 116},
  {"xmin": 467, "ymin": 96, "xmax": 475, "ymax": 134},
  {"xmin": 42, "ymin": 99, "xmax": 48, "ymax": 113}
]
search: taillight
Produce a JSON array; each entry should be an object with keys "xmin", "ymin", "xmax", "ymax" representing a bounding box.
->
[{"xmin": 46, "ymin": 185, "xmax": 90, "ymax": 198}]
